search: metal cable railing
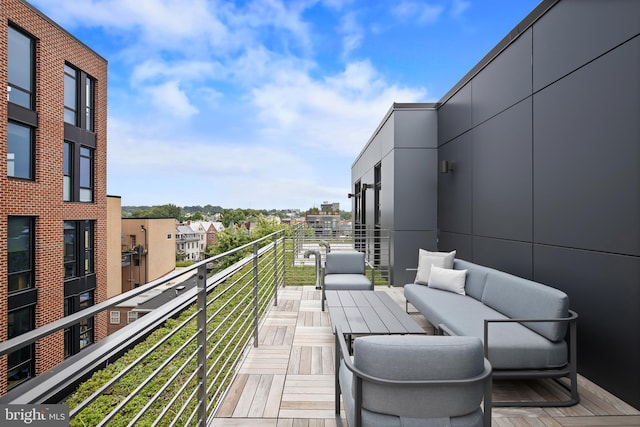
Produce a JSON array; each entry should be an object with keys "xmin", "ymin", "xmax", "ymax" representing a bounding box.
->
[
  {"xmin": 0, "ymin": 230, "xmax": 287, "ymax": 426},
  {"xmin": 0, "ymin": 226, "xmax": 389, "ymax": 425}
]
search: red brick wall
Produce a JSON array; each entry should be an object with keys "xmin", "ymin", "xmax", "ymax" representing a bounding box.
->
[{"xmin": 1, "ymin": 0, "xmax": 108, "ymax": 395}]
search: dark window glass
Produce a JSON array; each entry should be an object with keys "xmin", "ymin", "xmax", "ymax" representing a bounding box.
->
[
  {"xmin": 8, "ymin": 26, "xmax": 33, "ymax": 109},
  {"xmin": 64, "ymin": 221, "xmax": 77, "ymax": 279},
  {"xmin": 79, "ymin": 147, "xmax": 93, "ymax": 202},
  {"xmin": 8, "ymin": 217, "xmax": 33, "ymax": 293},
  {"xmin": 7, "ymin": 307, "xmax": 34, "ymax": 389},
  {"xmin": 84, "ymin": 221, "xmax": 94, "ymax": 273},
  {"xmin": 85, "ymin": 78, "xmax": 94, "ymax": 131},
  {"xmin": 64, "ymin": 65, "xmax": 78, "ymax": 125},
  {"xmin": 64, "ymin": 142, "xmax": 72, "ymax": 201},
  {"xmin": 78, "ymin": 291, "xmax": 94, "ymax": 349},
  {"xmin": 7, "ymin": 122, "xmax": 33, "ymax": 179}
]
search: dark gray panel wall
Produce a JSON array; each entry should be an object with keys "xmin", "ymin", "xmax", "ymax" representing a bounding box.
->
[
  {"xmin": 394, "ymin": 149, "xmax": 437, "ymax": 230},
  {"xmin": 533, "ymin": 245, "xmax": 640, "ymax": 408},
  {"xmin": 533, "ymin": 0, "xmax": 640, "ymax": 91},
  {"xmin": 473, "ymin": 237, "xmax": 533, "ymax": 280},
  {"xmin": 473, "ymin": 99, "xmax": 532, "ymax": 241},
  {"xmin": 472, "ymin": 28, "xmax": 532, "ymax": 126},
  {"xmin": 435, "ymin": 0, "xmax": 640, "ymax": 409},
  {"xmin": 438, "ymin": 132, "xmax": 472, "ymax": 235},
  {"xmin": 533, "ymin": 36, "xmax": 640, "ymax": 256},
  {"xmin": 438, "ymin": 83, "xmax": 472, "ymax": 144}
]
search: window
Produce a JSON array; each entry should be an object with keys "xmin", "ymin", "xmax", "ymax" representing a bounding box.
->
[
  {"xmin": 64, "ymin": 143, "xmax": 94, "ymax": 203},
  {"xmin": 85, "ymin": 77, "xmax": 94, "ymax": 131},
  {"xmin": 64, "ymin": 63, "xmax": 95, "ymax": 131},
  {"xmin": 8, "ymin": 217, "xmax": 34, "ymax": 293},
  {"xmin": 79, "ymin": 147, "xmax": 93, "ymax": 202},
  {"xmin": 64, "ymin": 220, "xmax": 94, "ymax": 279},
  {"xmin": 7, "ymin": 122, "xmax": 33, "ymax": 179},
  {"xmin": 64, "ymin": 65, "xmax": 77, "ymax": 125},
  {"xmin": 8, "ymin": 26, "xmax": 34, "ymax": 109},
  {"xmin": 64, "ymin": 142, "xmax": 71, "ymax": 201},
  {"xmin": 64, "ymin": 220, "xmax": 95, "ymax": 357},
  {"xmin": 7, "ymin": 307, "xmax": 35, "ymax": 389},
  {"xmin": 110, "ymin": 311, "xmax": 120, "ymax": 324},
  {"xmin": 127, "ymin": 311, "xmax": 138, "ymax": 324},
  {"xmin": 64, "ymin": 290, "xmax": 94, "ymax": 357}
]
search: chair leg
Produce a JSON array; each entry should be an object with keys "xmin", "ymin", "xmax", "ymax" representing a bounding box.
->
[{"xmin": 322, "ymin": 287, "xmax": 326, "ymax": 311}]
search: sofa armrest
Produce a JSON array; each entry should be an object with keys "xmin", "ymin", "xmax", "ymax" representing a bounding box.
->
[{"xmin": 483, "ymin": 310, "xmax": 578, "ymax": 354}]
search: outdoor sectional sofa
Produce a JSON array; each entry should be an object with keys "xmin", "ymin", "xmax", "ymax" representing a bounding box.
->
[{"xmin": 404, "ymin": 257, "xmax": 579, "ymax": 407}]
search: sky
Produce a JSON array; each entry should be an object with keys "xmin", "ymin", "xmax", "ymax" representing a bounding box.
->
[{"xmin": 28, "ymin": 0, "xmax": 541, "ymax": 210}]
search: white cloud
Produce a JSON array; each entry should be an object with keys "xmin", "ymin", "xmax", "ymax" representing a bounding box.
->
[
  {"xmin": 392, "ymin": 1, "xmax": 444, "ymax": 25},
  {"xmin": 339, "ymin": 12, "xmax": 364, "ymax": 58},
  {"xmin": 251, "ymin": 60, "xmax": 426, "ymax": 156},
  {"xmin": 142, "ymin": 81, "xmax": 199, "ymax": 118},
  {"xmin": 451, "ymin": 0, "xmax": 471, "ymax": 18}
]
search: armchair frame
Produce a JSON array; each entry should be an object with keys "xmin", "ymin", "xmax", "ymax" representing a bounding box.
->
[{"xmin": 334, "ymin": 326, "xmax": 492, "ymax": 427}]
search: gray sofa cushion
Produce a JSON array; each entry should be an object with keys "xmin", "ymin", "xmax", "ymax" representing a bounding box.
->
[
  {"xmin": 324, "ymin": 274, "xmax": 371, "ymax": 290},
  {"xmin": 325, "ymin": 252, "xmax": 365, "ymax": 275},
  {"xmin": 480, "ymin": 271, "xmax": 569, "ymax": 342},
  {"xmin": 404, "ymin": 284, "xmax": 568, "ymax": 369},
  {"xmin": 452, "ymin": 259, "xmax": 489, "ymax": 301},
  {"xmin": 353, "ymin": 335, "xmax": 485, "ymax": 419}
]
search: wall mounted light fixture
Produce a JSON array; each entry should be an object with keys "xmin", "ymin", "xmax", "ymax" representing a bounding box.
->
[{"xmin": 439, "ymin": 160, "xmax": 455, "ymax": 174}]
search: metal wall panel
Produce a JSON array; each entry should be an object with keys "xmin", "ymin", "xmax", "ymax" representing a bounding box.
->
[
  {"xmin": 533, "ymin": 245, "xmax": 640, "ymax": 409},
  {"xmin": 437, "ymin": 132, "xmax": 472, "ymax": 235},
  {"xmin": 438, "ymin": 83, "xmax": 472, "ymax": 144},
  {"xmin": 473, "ymin": 236, "xmax": 533, "ymax": 280},
  {"xmin": 533, "ymin": 0, "xmax": 640, "ymax": 91},
  {"xmin": 473, "ymin": 99, "xmax": 532, "ymax": 241},
  {"xmin": 533, "ymin": 37, "xmax": 640, "ymax": 256},
  {"xmin": 472, "ymin": 28, "xmax": 532, "ymax": 126},
  {"xmin": 394, "ymin": 148, "xmax": 437, "ymax": 231}
]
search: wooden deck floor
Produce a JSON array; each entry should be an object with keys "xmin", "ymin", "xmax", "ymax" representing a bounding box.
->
[{"xmin": 212, "ymin": 286, "xmax": 640, "ymax": 427}]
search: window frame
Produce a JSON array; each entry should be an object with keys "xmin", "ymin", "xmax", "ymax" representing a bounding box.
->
[
  {"xmin": 7, "ymin": 121, "xmax": 34, "ymax": 180},
  {"xmin": 8, "ymin": 216, "xmax": 35, "ymax": 293},
  {"xmin": 7, "ymin": 25, "xmax": 35, "ymax": 110}
]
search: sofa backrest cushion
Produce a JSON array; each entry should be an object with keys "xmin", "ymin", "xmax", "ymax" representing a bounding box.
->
[
  {"xmin": 353, "ymin": 335, "xmax": 485, "ymax": 419},
  {"xmin": 453, "ymin": 259, "xmax": 488, "ymax": 301},
  {"xmin": 481, "ymin": 270, "xmax": 570, "ymax": 341},
  {"xmin": 325, "ymin": 252, "xmax": 365, "ymax": 275}
]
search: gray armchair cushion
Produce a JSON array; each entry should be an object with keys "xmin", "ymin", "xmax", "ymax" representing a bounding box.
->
[
  {"xmin": 324, "ymin": 274, "xmax": 372, "ymax": 290},
  {"xmin": 325, "ymin": 252, "xmax": 366, "ymax": 275},
  {"xmin": 353, "ymin": 335, "xmax": 485, "ymax": 419}
]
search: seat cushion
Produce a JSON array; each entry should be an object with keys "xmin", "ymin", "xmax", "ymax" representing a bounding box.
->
[
  {"xmin": 325, "ymin": 274, "xmax": 371, "ymax": 290},
  {"xmin": 404, "ymin": 284, "xmax": 568, "ymax": 370}
]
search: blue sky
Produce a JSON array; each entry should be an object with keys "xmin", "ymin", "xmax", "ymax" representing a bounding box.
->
[{"xmin": 28, "ymin": 0, "xmax": 540, "ymax": 210}]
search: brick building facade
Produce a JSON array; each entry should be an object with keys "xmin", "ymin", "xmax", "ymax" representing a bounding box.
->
[{"xmin": 1, "ymin": 0, "xmax": 108, "ymax": 394}]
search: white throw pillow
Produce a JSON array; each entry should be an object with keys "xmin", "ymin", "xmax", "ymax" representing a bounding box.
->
[
  {"xmin": 428, "ymin": 266, "xmax": 467, "ymax": 295},
  {"xmin": 414, "ymin": 249, "xmax": 456, "ymax": 285}
]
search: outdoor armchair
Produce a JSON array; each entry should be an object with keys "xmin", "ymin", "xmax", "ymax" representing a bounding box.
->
[
  {"xmin": 335, "ymin": 325, "xmax": 492, "ymax": 427},
  {"xmin": 322, "ymin": 251, "xmax": 374, "ymax": 311}
]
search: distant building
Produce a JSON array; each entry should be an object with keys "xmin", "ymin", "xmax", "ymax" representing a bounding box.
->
[
  {"xmin": 176, "ymin": 225, "xmax": 200, "ymax": 261},
  {"xmin": 1, "ymin": 0, "xmax": 108, "ymax": 394},
  {"xmin": 306, "ymin": 202, "xmax": 340, "ymax": 236}
]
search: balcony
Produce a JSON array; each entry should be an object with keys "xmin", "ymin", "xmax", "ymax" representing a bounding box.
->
[{"xmin": 1, "ymin": 226, "xmax": 639, "ymax": 426}]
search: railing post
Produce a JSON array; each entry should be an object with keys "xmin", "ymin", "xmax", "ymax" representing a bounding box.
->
[
  {"xmin": 253, "ymin": 242, "xmax": 259, "ymax": 348},
  {"xmin": 273, "ymin": 235, "xmax": 278, "ymax": 306},
  {"xmin": 196, "ymin": 264, "xmax": 208, "ymax": 426}
]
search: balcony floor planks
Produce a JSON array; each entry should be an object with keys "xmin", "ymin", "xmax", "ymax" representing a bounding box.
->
[{"xmin": 211, "ymin": 286, "xmax": 640, "ymax": 427}]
